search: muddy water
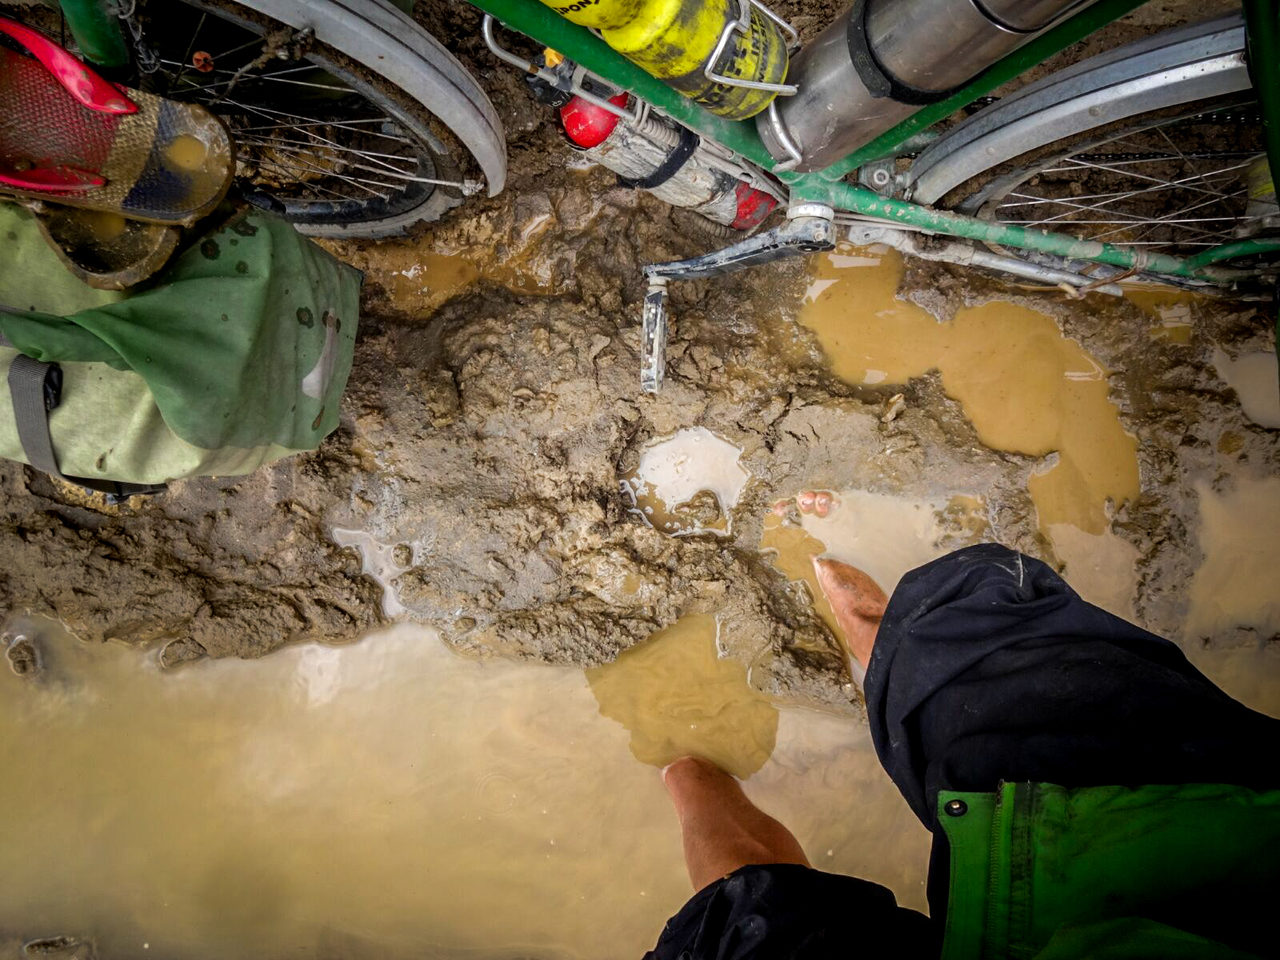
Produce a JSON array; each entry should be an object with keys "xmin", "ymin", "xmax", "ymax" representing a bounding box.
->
[
  {"xmin": 1186, "ymin": 476, "xmax": 1280, "ymax": 641},
  {"xmin": 1126, "ymin": 287, "xmax": 1197, "ymax": 345},
  {"xmin": 354, "ymin": 247, "xmax": 553, "ymax": 315},
  {"xmin": 0, "ymin": 620, "xmax": 930, "ymax": 960},
  {"xmin": 1212, "ymin": 347, "xmax": 1280, "ymax": 429},
  {"xmin": 331, "ymin": 529, "xmax": 414, "ymax": 618},
  {"xmin": 621, "ymin": 427, "xmax": 750, "ymax": 536},
  {"xmin": 761, "ymin": 491, "xmax": 988, "ymax": 673},
  {"xmin": 587, "ymin": 615, "xmax": 777, "ymax": 778},
  {"xmin": 800, "ymin": 247, "xmax": 1140, "ymax": 535}
]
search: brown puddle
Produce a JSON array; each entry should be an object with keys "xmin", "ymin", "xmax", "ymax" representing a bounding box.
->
[
  {"xmin": 800, "ymin": 247, "xmax": 1140, "ymax": 535},
  {"xmin": 1186, "ymin": 476, "xmax": 1280, "ymax": 641},
  {"xmin": 1126, "ymin": 287, "xmax": 1199, "ymax": 345},
  {"xmin": 337, "ymin": 244, "xmax": 555, "ymax": 315},
  {"xmin": 0, "ymin": 618, "xmax": 930, "ymax": 959},
  {"xmin": 761, "ymin": 491, "xmax": 988, "ymax": 661},
  {"xmin": 586, "ymin": 615, "xmax": 778, "ymax": 778}
]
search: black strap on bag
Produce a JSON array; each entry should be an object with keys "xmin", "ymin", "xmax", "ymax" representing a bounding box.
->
[
  {"xmin": 617, "ymin": 127, "xmax": 701, "ymax": 190},
  {"xmin": 0, "ymin": 319, "xmax": 165, "ymax": 501}
]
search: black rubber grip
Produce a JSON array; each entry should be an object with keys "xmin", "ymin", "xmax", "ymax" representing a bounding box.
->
[{"xmin": 846, "ymin": 0, "xmax": 965, "ymax": 107}]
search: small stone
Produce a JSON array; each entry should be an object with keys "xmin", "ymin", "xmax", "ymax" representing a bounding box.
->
[
  {"xmin": 23, "ymin": 936, "xmax": 96, "ymax": 959},
  {"xmin": 158, "ymin": 637, "xmax": 208, "ymax": 670},
  {"xmin": 880, "ymin": 393, "xmax": 906, "ymax": 423},
  {"xmin": 5, "ymin": 634, "xmax": 40, "ymax": 678},
  {"xmin": 672, "ymin": 490, "xmax": 722, "ymax": 529}
]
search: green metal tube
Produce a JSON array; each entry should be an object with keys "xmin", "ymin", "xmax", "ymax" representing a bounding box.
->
[
  {"xmin": 810, "ymin": 0, "xmax": 1151, "ymax": 181},
  {"xmin": 467, "ymin": 0, "xmax": 777, "ymax": 167},
  {"xmin": 58, "ymin": 0, "xmax": 129, "ymax": 68},
  {"xmin": 1242, "ymin": 0, "xmax": 1280, "ymax": 202},
  {"xmin": 1183, "ymin": 239, "xmax": 1280, "ymax": 271},
  {"xmin": 472, "ymin": 0, "xmax": 1249, "ymax": 285},
  {"xmin": 794, "ymin": 178, "xmax": 1241, "ymax": 282}
]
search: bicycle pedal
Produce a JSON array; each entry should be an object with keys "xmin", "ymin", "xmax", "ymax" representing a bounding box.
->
[
  {"xmin": 641, "ymin": 278, "xmax": 668, "ymax": 394},
  {"xmin": 637, "ymin": 210, "xmax": 835, "ymax": 392}
]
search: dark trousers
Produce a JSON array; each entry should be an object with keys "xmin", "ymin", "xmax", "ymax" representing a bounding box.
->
[{"xmin": 646, "ymin": 544, "xmax": 1280, "ymax": 960}]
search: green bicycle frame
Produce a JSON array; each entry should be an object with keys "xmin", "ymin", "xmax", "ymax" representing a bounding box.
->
[
  {"xmin": 57, "ymin": 0, "xmax": 129, "ymax": 68},
  {"xmin": 471, "ymin": 0, "xmax": 1280, "ymax": 285},
  {"xmin": 56, "ymin": 0, "xmax": 1280, "ymax": 283}
]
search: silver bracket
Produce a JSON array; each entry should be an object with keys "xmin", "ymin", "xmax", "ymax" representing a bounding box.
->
[
  {"xmin": 639, "ymin": 214, "xmax": 836, "ymax": 392},
  {"xmin": 763, "ymin": 100, "xmax": 803, "ymax": 172},
  {"xmin": 704, "ymin": 0, "xmax": 799, "ymax": 95},
  {"xmin": 857, "ymin": 159, "xmax": 897, "ymax": 196},
  {"xmin": 481, "ymin": 15, "xmax": 641, "ymax": 122}
]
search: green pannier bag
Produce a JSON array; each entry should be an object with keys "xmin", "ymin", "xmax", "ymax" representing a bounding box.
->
[{"xmin": 0, "ymin": 202, "xmax": 360, "ymax": 493}]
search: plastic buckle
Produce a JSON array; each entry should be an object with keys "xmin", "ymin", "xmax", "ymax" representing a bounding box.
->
[{"xmin": 42, "ymin": 363, "xmax": 62, "ymax": 412}]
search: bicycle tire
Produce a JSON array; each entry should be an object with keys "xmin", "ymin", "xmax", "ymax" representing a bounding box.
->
[
  {"xmin": 135, "ymin": 0, "xmax": 499, "ymax": 237},
  {"xmin": 902, "ymin": 15, "xmax": 1269, "ymax": 270}
]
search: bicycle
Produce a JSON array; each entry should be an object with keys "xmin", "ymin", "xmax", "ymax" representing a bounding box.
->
[{"xmin": 10, "ymin": 0, "xmax": 1280, "ymax": 390}]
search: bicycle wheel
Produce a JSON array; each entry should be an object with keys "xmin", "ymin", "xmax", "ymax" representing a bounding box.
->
[
  {"xmin": 123, "ymin": 0, "xmax": 497, "ymax": 237},
  {"xmin": 904, "ymin": 15, "xmax": 1275, "ymax": 278}
]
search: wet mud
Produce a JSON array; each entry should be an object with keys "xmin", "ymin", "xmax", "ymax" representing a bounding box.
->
[
  {"xmin": 0, "ymin": 2, "xmax": 1277, "ymax": 957},
  {"xmin": 1, "ymin": 140, "xmax": 1277, "ymax": 712},
  {"xmin": 0, "ymin": 1, "xmax": 1277, "ymax": 710}
]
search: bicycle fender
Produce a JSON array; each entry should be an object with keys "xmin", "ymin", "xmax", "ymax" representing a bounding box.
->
[{"xmin": 226, "ymin": 0, "xmax": 507, "ymax": 196}]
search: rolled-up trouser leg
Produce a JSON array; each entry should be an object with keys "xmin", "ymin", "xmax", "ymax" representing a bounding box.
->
[{"xmin": 864, "ymin": 542, "xmax": 1280, "ymax": 831}]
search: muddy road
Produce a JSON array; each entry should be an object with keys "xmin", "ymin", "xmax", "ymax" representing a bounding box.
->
[{"xmin": 1, "ymin": 4, "xmax": 1278, "ymax": 714}]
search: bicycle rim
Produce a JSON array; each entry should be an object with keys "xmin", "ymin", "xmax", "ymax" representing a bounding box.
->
[{"xmin": 130, "ymin": 0, "xmax": 466, "ymax": 236}]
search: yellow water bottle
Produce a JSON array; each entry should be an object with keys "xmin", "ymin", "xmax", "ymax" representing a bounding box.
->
[
  {"xmin": 536, "ymin": 0, "xmax": 789, "ymax": 121},
  {"xmin": 540, "ymin": 0, "xmax": 644, "ymax": 29}
]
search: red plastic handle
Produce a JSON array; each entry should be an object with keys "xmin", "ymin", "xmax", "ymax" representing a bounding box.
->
[
  {"xmin": 0, "ymin": 16, "xmax": 136, "ymax": 114},
  {"xmin": 0, "ymin": 164, "xmax": 106, "ymax": 192}
]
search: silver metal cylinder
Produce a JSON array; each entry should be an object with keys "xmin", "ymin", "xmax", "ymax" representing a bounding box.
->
[
  {"xmin": 868, "ymin": 0, "xmax": 1026, "ymax": 94},
  {"xmin": 756, "ymin": 0, "xmax": 1095, "ymax": 172},
  {"xmin": 980, "ymin": 0, "xmax": 1094, "ymax": 32}
]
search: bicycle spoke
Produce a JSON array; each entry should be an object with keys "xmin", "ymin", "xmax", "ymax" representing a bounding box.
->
[
  {"xmin": 167, "ymin": 11, "xmax": 206, "ymax": 95},
  {"xmin": 998, "ymin": 162, "xmax": 1249, "ymax": 209},
  {"xmin": 252, "ymin": 156, "xmax": 392, "ymax": 200},
  {"xmin": 237, "ymin": 135, "xmax": 418, "ymax": 170},
  {"xmin": 135, "ymin": 2, "xmax": 445, "ymax": 229},
  {"xmin": 236, "ymin": 138, "xmax": 440, "ymax": 184},
  {"xmin": 237, "ymin": 126, "xmax": 418, "ymax": 177},
  {"xmin": 234, "ymin": 118, "xmax": 412, "ymax": 143}
]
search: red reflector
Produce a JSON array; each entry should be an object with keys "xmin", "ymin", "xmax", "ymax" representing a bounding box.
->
[{"xmin": 731, "ymin": 181, "xmax": 778, "ymax": 230}]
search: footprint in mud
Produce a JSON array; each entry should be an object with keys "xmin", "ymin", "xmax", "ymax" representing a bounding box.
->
[
  {"xmin": 22, "ymin": 936, "xmax": 96, "ymax": 960},
  {"xmin": 4, "ymin": 632, "xmax": 41, "ymax": 679}
]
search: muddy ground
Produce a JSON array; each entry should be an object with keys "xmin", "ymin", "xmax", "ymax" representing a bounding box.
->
[{"xmin": 0, "ymin": 1, "xmax": 1276, "ymax": 711}]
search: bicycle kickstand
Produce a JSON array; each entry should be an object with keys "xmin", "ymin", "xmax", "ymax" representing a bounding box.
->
[{"xmin": 639, "ymin": 205, "xmax": 836, "ymax": 392}]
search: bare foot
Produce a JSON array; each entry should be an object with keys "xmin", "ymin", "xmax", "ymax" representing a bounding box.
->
[
  {"xmin": 812, "ymin": 557, "xmax": 887, "ymax": 671},
  {"xmin": 795, "ymin": 489, "xmax": 837, "ymax": 518},
  {"xmin": 662, "ymin": 756, "xmax": 809, "ymax": 891}
]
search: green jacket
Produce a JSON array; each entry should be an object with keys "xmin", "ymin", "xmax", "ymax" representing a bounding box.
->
[{"xmin": 937, "ymin": 783, "xmax": 1280, "ymax": 960}]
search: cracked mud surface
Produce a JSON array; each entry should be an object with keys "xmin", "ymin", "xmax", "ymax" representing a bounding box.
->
[{"xmin": 0, "ymin": 3, "xmax": 1276, "ymax": 713}]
